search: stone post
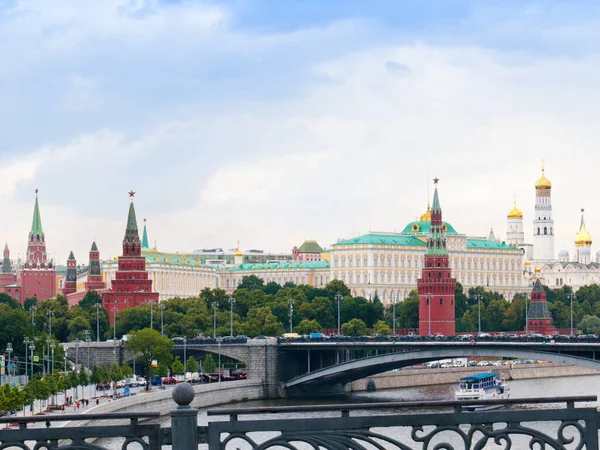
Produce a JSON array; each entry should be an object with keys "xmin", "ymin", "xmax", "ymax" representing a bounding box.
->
[{"xmin": 171, "ymin": 383, "xmax": 199, "ymax": 450}]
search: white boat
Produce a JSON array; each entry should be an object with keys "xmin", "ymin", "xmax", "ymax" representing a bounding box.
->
[{"xmin": 455, "ymin": 372, "xmax": 510, "ymax": 411}]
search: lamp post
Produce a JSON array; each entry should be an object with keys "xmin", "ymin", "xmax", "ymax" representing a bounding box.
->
[
  {"xmin": 83, "ymin": 329, "xmax": 91, "ymax": 369},
  {"xmin": 183, "ymin": 337, "xmax": 187, "ymax": 377},
  {"xmin": 150, "ymin": 301, "xmax": 154, "ymax": 330},
  {"xmin": 64, "ymin": 354, "xmax": 67, "ymax": 373},
  {"xmin": 95, "ymin": 302, "xmax": 101, "ymax": 342},
  {"xmin": 211, "ymin": 301, "xmax": 218, "ymax": 338},
  {"xmin": 45, "ymin": 338, "xmax": 52, "ymax": 375},
  {"xmin": 50, "ymin": 342, "xmax": 55, "ymax": 374},
  {"xmin": 29, "ymin": 343, "xmax": 35, "ymax": 379},
  {"xmin": 427, "ymin": 293, "xmax": 431, "ymax": 336},
  {"xmin": 112, "ymin": 307, "xmax": 117, "ymax": 341},
  {"xmin": 567, "ymin": 293, "xmax": 576, "ymax": 336},
  {"xmin": 524, "ymin": 292, "xmax": 530, "ymax": 336},
  {"xmin": 160, "ymin": 303, "xmax": 165, "ymax": 336},
  {"xmin": 392, "ymin": 293, "xmax": 397, "ymax": 335},
  {"xmin": 472, "ymin": 294, "xmax": 483, "ymax": 335},
  {"xmin": 30, "ymin": 305, "xmax": 36, "ymax": 326},
  {"xmin": 23, "ymin": 338, "xmax": 30, "ymax": 380},
  {"xmin": 74, "ymin": 340, "xmax": 80, "ymax": 369},
  {"xmin": 47, "ymin": 310, "xmax": 54, "ymax": 337},
  {"xmin": 288, "ymin": 299, "xmax": 294, "ymax": 333},
  {"xmin": 6, "ymin": 343, "xmax": 13, "ymax": 383},
  {"xmin": 217, "ymin": 337, "xmax": 222, "ymax": 386},
  {"xmin": 228, "ymin": 296, "xmax": 235, "ymax": 337},
  {"xmin": 335, "ymin": 293, "xmax": 343, "ymax": 335}
]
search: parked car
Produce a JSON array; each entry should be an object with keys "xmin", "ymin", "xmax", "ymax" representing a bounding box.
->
[
  {"xmin": 161, "ymin": 377, "xmax": 177, "ymax": 385},
  {"xmin": 150, "ymin": 375, "xmax": 162, "ymax": 386},
  {"xmin": 116, "ymin": 380, "xmax": 126, "ymax": 388},
  {"xmin": 125, "ymin": 377, "xmax": 139, "ymax": 387},
  {"xmin": 136, "ymin": 377, "xmax": 147, "ymax": 386}
]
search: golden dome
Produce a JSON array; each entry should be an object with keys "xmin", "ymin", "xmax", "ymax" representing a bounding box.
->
[
  {"xmin": 419, "ymin": 204, "xmax": 431, "ymax": 222},
  {"xmin": 535, "ymin": 168, "xmax": 552, "ymax": 190},
  {"xmin": 575, "ymin": 210, "xmax": 592, "ymax": 247},
  {"xmin": 535, "ymin": 266, "xmax": 541, "ymax": 273},
  {"xmin": 507, "ymin": 201, "xmax": 523, "ymax": 219},
  {"xmin": 524, "ymin": 259, "xmax": 531, "ymax": 265},
  {"xmin": 234, "ymin": 241, "xmax": 243, "ymax": 257}
]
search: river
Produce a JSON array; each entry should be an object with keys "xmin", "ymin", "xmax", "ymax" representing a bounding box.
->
[{"xmin": 103, "ymin": 374, "xmax": 600, "ymax": 449}]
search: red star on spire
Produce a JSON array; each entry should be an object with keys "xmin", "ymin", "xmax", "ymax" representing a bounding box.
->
[
  {"xmin": 35, "ymin": 188, "xmax": 39, "ymax": 195},
  {"xmin": 581, "ymin": 208, "xmax": 585, "ymax": 213},
  {"xmin": 433, "ymin": 177, "xmax": 439, "ymax": 185},
  {"xmin": 128, "ymin": 190, "xmax": 136, "ymax": 198}
]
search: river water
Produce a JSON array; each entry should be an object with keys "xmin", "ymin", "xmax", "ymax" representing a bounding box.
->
[{"xmin": 104, "ymin": 374, "xmax": 600, "ymax": 449}]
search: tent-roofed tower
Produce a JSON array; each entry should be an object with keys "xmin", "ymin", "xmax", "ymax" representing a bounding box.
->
[
  {"xmin": 102, "ymin": 191, "xmax": 159, "ymax": 324},
  {"xmin": 61, "ymin": 251, "xmax": 77, "ymax": 296},
  {"xmin": 85, "ymin": 241, "xmax": 106, "ymax": 291},
  {"xmin": 142, "ymin": 218, "xmax": 149, "ymax": 250},
  {"xmin": 2, "ymin": 243, "xmax": 11, "ymax": 274},
  {"xmin": 526, "ymin": 268, "xmax": 555, "ymax": 335},
  {"xmin": 17, "ymin": 190, "xmax": 56, "ymax": 304},
  {"xmin": 417, "ymin": 178, "xmax": 456, "ymax": 336}
]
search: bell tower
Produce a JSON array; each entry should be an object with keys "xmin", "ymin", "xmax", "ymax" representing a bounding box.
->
[
  {"xmin": 533, "ymin": 165, "xmax": 555, "ymax": 261},
  {"xmin": 417, "ymin": 178, "xmax": 456, "ymax": 336}
]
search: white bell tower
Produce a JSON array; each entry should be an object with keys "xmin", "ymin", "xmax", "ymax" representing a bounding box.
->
[{"xmin": 532, "ymin": 166, "xmax": 554, "ymax": 261}]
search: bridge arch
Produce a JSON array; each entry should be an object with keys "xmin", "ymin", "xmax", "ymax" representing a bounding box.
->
[{"xmin": 285, "ymin": 346, "xmax": 600, "ymax": 390}]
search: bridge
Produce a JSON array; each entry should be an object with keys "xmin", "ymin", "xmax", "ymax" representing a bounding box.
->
[{"xmin": 73, "ymin": 339, "xmax": 600, "ymax": 397}]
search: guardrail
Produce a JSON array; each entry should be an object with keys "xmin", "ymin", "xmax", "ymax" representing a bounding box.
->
[{"xmin": 1, "ymin": 385, "xmax": 598, "ymax": 450}]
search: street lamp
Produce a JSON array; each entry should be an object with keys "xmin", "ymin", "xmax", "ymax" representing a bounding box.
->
[
  {"xmin": 47, "ymin": 310, "xmax": 54, "ymax": 336},
  {"xmin": 45, "ymin": 337, "xmax": 52, "ymax": 375},
  {"xmin": 83, "ymin": 329, "xmax": 91, "ymax": 369},
  {"xmin": 524, "ymin": 292, "xmax": 530, "ymax": 336},
  {"xmin": 392, "ymin": 293, "xmax": 397, "ymax": 336},
  {"xmin": 74, "ymin": 340, "xmax": 80, "ymax": 369},
  {"xmin": 288, "ymin": 299, "xmax": 294, "ymax": 333},
  {"xmin": 567, "ymin": 293, "xmax": 576, "ymax": 336},
  {"xmin": 112, "ymin": 307, "xmax": 117, "ymax": 340},
  {"xmin": 150, "ymin": 301, "xmax": 154, "ymax": 330},
  {"xmin": 23, "ymin": 338, "xmax": 31, "ymax": 380},
  {"xmin": 211, "ymin": 301, "xmax": 218, "ymax": 338},
  {"xmin": 29, "ymin": 305, "xmax": 36, "ymax": 326},
  {"xmin": 29, "ymin": 343, "xmax": 35, "ymax": 379},
  {"xmin": 335, "ymin": 293, "xmax": 343, "ymax": 335},
  {"xmin": 228, "ymin": 296, "xmax": 235, "ymax": 337},
  {"xmin": 183, "ymin": 337, "xmax": 187, "ymax": 378},
  {"xmin": 160, "ymin": 303, "xmax": 165, "ymax": 336},
  {"xmin": 5, "ymin": 343, "xmax": 13, "ymax": 382},
  {"xmin": 50, "ymin": 342, "xmax": 55, "ymax": 374},
  {"xmin": 95, "ymin": 302, "xmax": 101, "ymax": 342},
  {"xmin": 472, "ymin": 294, "xmax": 483, "ymax": 335}
]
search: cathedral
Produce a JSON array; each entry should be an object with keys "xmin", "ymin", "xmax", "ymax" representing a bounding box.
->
[{"xmin": 507, "ymin": 167, "xmax": 600, "ymax": 291}]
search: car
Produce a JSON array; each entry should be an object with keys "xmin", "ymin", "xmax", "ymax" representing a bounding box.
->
[
  {"xmin": 477, "ymin": 360, "xmax": 490, "ymax": 366},
  {"xmin": 125, "ymin": 377, "xmax": 139, "ymax": 387},
  {"xmin": 492, "ymin": 361, "xmax": 503, "ymax": 366},
  {"xmin": 467, "ymin": 361, "xmax": 477, "ymax": 367},
  {"xmin": 116, "ymin": 380, "xmax": 126, "ymax": 388},
  {"xmin": 136, "ymin": 377, "xmax": 147, "ymax": 386},
  {"xmin": 150, "ymin": 375, "xmax": 162, "ymax": 386},
  {"xmin": 161, "ymin": 377, "xmax": 177, "ymax": 385},
  {"xmin": 478, "ymin": 333, "xmax": 492, "ymax": 338}
]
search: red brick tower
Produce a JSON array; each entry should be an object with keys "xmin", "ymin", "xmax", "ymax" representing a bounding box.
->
[
  {"xmin": 0, "ymin": 243, "xmax": 20, "ymax": 301},
  {"xmin": 417, "ymin": 178, "xmax": 456, "ymax": 336},
  {"xmin": 17, "ymin": 190, "xmax": 56, "ymax": 303},
  {"xmin": 61, "ymin": 251, "xmax": 77, "ymax": 296},
  {"xmin": 102, "ymin": 192, "xmax": 159, "ymax": 324},
  {"xmin": 85, "ymin": 241, "xmax": 106, "ymax": 291},
  {"xmin": 526, "ymin": 269, "xmax": 555, "ymax": 334}
]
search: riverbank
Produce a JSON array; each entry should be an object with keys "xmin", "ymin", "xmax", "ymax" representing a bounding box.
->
[{"xmin": 352, "ymin": 363, "xmax": 599, "ymax": 391}]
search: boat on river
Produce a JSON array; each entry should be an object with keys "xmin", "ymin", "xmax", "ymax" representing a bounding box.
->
[{"xmin": 455, "ymin": 372, "xmax": 509, "ymax": 411}]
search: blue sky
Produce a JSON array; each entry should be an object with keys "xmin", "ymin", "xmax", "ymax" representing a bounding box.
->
[{"xmin": 1, "ymin": 0, "xmax": 600, "ymax": 263}]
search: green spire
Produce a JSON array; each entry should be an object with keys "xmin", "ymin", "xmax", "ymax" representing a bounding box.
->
[
  {"xmin": 29, "ymin": 192, "xmax": 44, "ymax": 237},
  {"xmin": 68, "ymin": 250, "xmax": 75, "ymax": 260},
  {"xmin": 142, "ymin": 219, "xmax": 149, "ymax": 249},
  {"xmin": 123, "ymin": 196, "xmax": 141, "ymax": 245},
  {"xmin": 425, "ymin": 179, "xmax": 448, "ymax": 257},
  {"xmin": 91, "ymin": 241, "xmax": 98, "ymax": 252}
]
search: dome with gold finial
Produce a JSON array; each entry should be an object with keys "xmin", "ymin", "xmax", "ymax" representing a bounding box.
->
[
  {"xmin": 507, "ymin": 201, "xmax": 523, "ymax": 219},
  {"xmin": 535, "ymin": 266, "xmax": 541, "ymax": 273},
  {"xmin": 535, "ymin": 168, "xmax": 552, "ymax": 190},
  {"xmin": 419, "ymin": 204, "xmax": 432, "ymax": 222},
  {"xmin": 575, "ymin": 209, "xmax": 592, "ymax": 247},
  {"xmin": 525, "ymin": 259, "xmax": 531, "ymax": 266},
  {"xmin": 234, "ymin": 241, "xmax": 243, "ymax": 257}
]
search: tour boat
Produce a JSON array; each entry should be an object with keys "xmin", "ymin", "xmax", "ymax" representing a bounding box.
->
[{"xmin": 455, "ymin": 372, "xmax": 509, "ymax": 411}]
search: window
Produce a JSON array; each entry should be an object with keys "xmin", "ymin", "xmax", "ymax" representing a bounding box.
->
[
  {"xmin": 544, "ymin": 227, "xmax": 547, "ymax": 235},
  {"xmin": 537, "ymin": 227, "xmax": 540, "ymax": 235},
  {"xmin": 440, "ymin": 298, "xmax": 443, "ymax": 305}
]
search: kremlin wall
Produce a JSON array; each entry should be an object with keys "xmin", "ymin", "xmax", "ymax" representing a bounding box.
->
[{"xmin": 0, "ymin": 168, "xmax": 599, "ymax": 334}]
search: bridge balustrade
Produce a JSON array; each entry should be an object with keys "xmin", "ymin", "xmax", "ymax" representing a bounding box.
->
[{"xmin": 1, "ymin": 384, "xmax": 599, "ymax": 450}]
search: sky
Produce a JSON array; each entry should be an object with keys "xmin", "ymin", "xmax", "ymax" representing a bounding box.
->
[{"xmin": 2, "ymin": 0, "xmax": 600, "ymax": 264}]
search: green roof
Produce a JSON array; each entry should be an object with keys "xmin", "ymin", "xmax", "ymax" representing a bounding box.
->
[
  {"xmin": 223, "ymin": 261, "xmax": 330, "ymax": 271},
  {"xmin": 140, "ymin": 249, "xmax": 211, "ymax": 268},
  {"xmin": 123, "ymin": 200, "xmax": 141, "ymax": 246},
  {"xmin": 29, "ymin": 194, "xmax": 44, "ymax": 237},
  {"xmin": 466, "ymin": 239, "xmax": 518, "ymax": 250},
  {"xmin": 401, "ymin": 221, "xmax": 458, "ymax": 235},
  {"xmin": 68, "ymin": 251, "xmax": 75, "ymax": 260},
  {"xmin": 91, "ymin": 241, "xmax": 98, "ymax": 252},
  {"xmin": 142, "ymin": 222, "xmax": 149, "ymax": 249},
  {"xmin": 297, "ymin": 240, "xmax": 324, "ymax": 253},
  {"xmin": 333, "ymin": 233, "xmax": 426, "ymax": 247}
]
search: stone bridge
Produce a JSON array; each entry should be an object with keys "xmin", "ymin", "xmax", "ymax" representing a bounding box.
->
[{"xmin": 64, "ymin": 340, "xmax": 134, "ymax": 369}]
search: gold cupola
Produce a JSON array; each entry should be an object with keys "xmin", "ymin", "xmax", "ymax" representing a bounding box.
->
[
  {"xmin": 419, "ymin": 204, "xmax": 432, "ymax": 222},
  {"xmin": 535, "ymin": 168, "xmax": 552, "ymax": 190},
  {"xmin": 575, "ymin": 209, "xmax": 592, "ymax": 247},
  {"xmin": 234, "ymin": 241, "xmax": 243, "ymax": 257},
  {"xmin": 507, "ymin": 200, "xmax": 523, "ymax": 219}
]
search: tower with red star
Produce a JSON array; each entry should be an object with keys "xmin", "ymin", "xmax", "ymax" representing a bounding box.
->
[
  {"xmin": 102, "ymin": 192, "xmax": 159, "ymax": 323},
  {"xmin": 417, "ymin": 178, "xmax": 456, "ymax": 336}
]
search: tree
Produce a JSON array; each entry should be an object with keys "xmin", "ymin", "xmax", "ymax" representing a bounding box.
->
[
  {"xmin": 186, "ymin": 356, "xmax": 199, "ymax": 374},
  {"xmin": 578, "ymin": 315, "xmax": 600, "ymax": 334},
  {"xmin": 342, "ymin": 318, "xmax": 368, "ymax": 337},
  {"xmin": 373, "ymin": 320, "xmax": 391, "ymax": 336},
  {"xmin": 172, "ymin": 356, "xmax": 184, "ymax": 375},
  {"xmin": 0, "ymin": 293, "xmax": 21, "ymax": 309},
  {"xmin": 91, "ymin": 366, "xmax": 102, "ymax": 397},
  {"xmin": 294, "ymin": 319, "xmax": 323, "ymax": 335},
  {"xmin": 203, "ymin": 354, "xmax": 217, "ymax": 374},
  {"xmin": 397, "ymin": 291, "xmax": 419, "ymax": 329},
  {"xmin": 236, "ymin": 276, "xmax": 265, "ymax": 292},
  {"xmin": 79, "ymin": 290, "xmax": 102, "ymax": 310},
  {"xmin": 109, "ymin": 362, "xmax": 122, "ymax": 397},
  {"xmin": 79, "ymin": 368, "xmax": 90, "ymax": 399},
  {"xmin": 23, "ymin": 297, "xmax": 37, "ymax": 312},
  {"xmin": 125, "ymin": 328, "xmax": 173, "ymax": 390},
  {"xmin": 325, "ymin": 280, "xmax": 350, "ymax": 298}
]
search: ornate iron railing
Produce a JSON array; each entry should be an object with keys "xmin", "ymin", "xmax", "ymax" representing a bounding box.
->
[
  {"xmin": 207, "ymin": 396, "xmax": 600, "ymax": 450},
  {"xmin": 1, "ymin": 386, "xmax": 599, "ymax": 450}
]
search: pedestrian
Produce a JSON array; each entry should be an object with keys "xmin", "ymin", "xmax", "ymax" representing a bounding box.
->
[
  {"xmin": 61, "ymin": 404, "xmax": 65, "ymax": 413},
  {"xmin": 45, "ymin": 421, "xmax": 51, "ymax": 428},
  {"xmin": 96, "ymin": 398, "xmax": 99, "ymax": 405},
  {"xmin": 76, "ymin": 402, "xmax": 80, "ymax": 412},
  {"xmin": 73, "ymin": 404, "xmax": 76, "ymax": 412}
]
